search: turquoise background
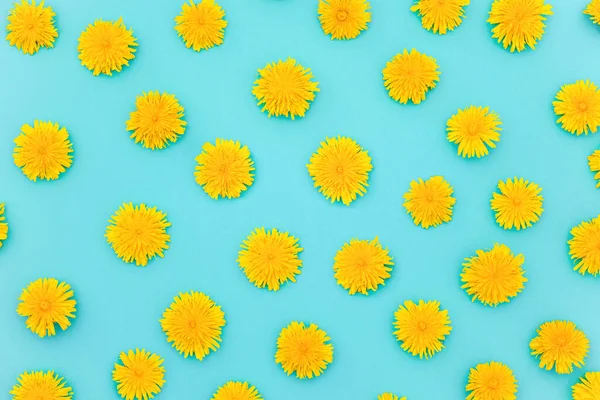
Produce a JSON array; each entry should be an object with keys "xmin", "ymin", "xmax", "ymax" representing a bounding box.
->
[{"xmin": 1, "ymin": 0, "xmax": 600, "ymax": 398}]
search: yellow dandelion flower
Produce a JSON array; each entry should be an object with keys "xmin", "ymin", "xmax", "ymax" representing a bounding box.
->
[
  {"xmin": 585, "ymin": 0, "xmax": 600, "ymax": 25},
  {"xmin": 175, "ymin": 0, "xmax": 227, "ymax": 52},
  {"xmin": 6, "ymin": 0, "xmax": 58, "ymax": 55},
  {"xmin": 10, "ymin": 370, "xmax": 73, "ymax": 400},
  {"xmin": 378, "ymin": 394, "xmax": 406, "ymax": 400},
  {"xmin": 466, "ymin": 361, "xmax": 518, "ymax": 400},
  {"xmin": 16, "ymin": 277, "xmax": 76, "ymax": 338},
  {"xmin": 252, "ymin": 58, "xmax": 320, "ymax": 119},
  {"xmin": 568, "ymin": 214, "xmax": 600, "ymax": 276},
  {"xmin": 333, "ymin": 237, "xmax": 394, "ymax": 295},
  {"xmin": 411, "ymin": 0, "xmax": 470, "ymax": 35},
  {"xmin": 403, "ymin": 176, "xmax": 456, "ymax": 229},
  {"xmin": 491, "ymin": 177, "xmax": 543, "ymax": 230},
  {"xmin": 461, "ymin": 243, "xmax": 527, "ymax": 307},
  {"xmin": 275, "ymin": 321, "xmax": 334, "ymax": 379},
  {"xmin": 211, "ymin": 381, "xmax": 263, "ymax": 400},
  {"xmin": 589, "ymin": 150, "xmax": 600, "ymax": 188},
  {"xmin": 105, "ymin": 203, "xmax": 171, "ymax": 267},
  {"xmin": 383, "ymin": 49, "xmax": 440, "ymax": 105},
  {"xmin": 112, "ymin": 348, "xmax": 165, "ymax": 400},
  {"xmin": 447, "ymin": 106, "xmax": 502, "ymax": 158},
  {"xmin": 194, "ymin": 139, "xmax": 255, "ymax": 199},
  {"xmin": 126, "ymin": 91, "xmax": 187, "ymax": 150},
  {"xmin": 13, "ymin": 120, "xmax": 73, "ymax": 181},
  {"xmin": 160, "ymin": 291, "xmax": 226, "ymax": 360},
  {"xmin": 237, "ymin": 227, "xmax": 303, "ymax": 291},
  {"xmin": 572, "ymin": 371, "xmax": 600, "ymax": 399},
  {"xmin": 553, "ymin": 80, "xmax": 600, "ymax": 136},
  {"xmin": 530, "ymin": 320, "xmax": 589, "ymax": 374},
  {"xmin": 307, "ymin": 136, "xmax": 372, "ymax": 206},
  {"xmin": 0, "ymin": 203, "xmax": 7, "ymax": 249},
  {"xmin": 317, "ymin": 0, "xmax": 371, "ymax": 40},
  {"xmin": 488, "ymin": 0, "xmax": 553, "ymax": 52},
  {"xmin": 78, "ymin": 18, "xmax": 137, "ymax": 76},
  {"xmin": 393, "ymin": 300, "xmax": 452, "ymax": 359}
]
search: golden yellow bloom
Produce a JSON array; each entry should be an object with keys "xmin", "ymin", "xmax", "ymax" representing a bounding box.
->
[
  {"xmin": 589, "ymin": 150, "xmax": 600, "ymax": 188},
  {"xmin": 572, "ymin": 371, "xmax": 600, "ymax": 400},
  {"xmin": 211, "ymin": 381, "xmax": 263, "ymax": 400},
  {"xmin": 466, "ymin": 361, "xmax": 518, "ymax": 400},
  {"xmin": 488, "ymin": 0, "xmax": 552, "ymax": 52},
  {"xmin": 530, "ymin": 320, "xmax": 589, "ymax": 374},
  {"xmin": 585, "ymin": 0, "xmax": 600, "ymax": 25},
  {"xmin": 378, "ymin": 394, "xmax": 406, "ymax": 400},
  {"xmin": 17, "ymin": 277, "xmax": 76, "ymax": 338},
  {"xmin": 237, "ymin": 227, "xmax": 303, "ymax": 291},
  {"xmin": 112, "ymin": 349, "xmax": 165, "ymax": 400},
  {"xmin": 275, "ymin": 321, "xmax": 333, "ymax": 379},
  {"xmin": 393, "ymin": 300, "xmax": 451, "ymax": 359},
  {"xmin": 175, "ymin": 0, "xmax": 227, "ymax": 52},
  {"xmin": 126, "ymin": 91, "xmax": 187, "ymax": 150},
  {"xmin": 307, "ymin": 136, "xmax": 372, "ymax": 206},
  {"xmin": 403, "ymin": 176, "xmax": 455, "ymax": 229},
  {"xmin": 333, "ymin": 237, "xmax": 394, "ymax": 295},
  {"xmin": 0, "ymin": 203, "xmax": 7, "ymax": 249},
  {"xmin": 78, "ymin": 18, "xmax": 137, "ymax": 76},
  {"xmin": 10, "ymin": 370, "xmax": 73, "ymax": 400},
  {"xmin": 160, "ymin": 291, "xmax": 226, "ymax": 360},
  {"xmin": 13, "ymin": 120, "xmax": 73, "ymax": 181},
  {"xmin": 491, "ymin": 177, "xmax": 543, "ymax": 230},
  {"xmin": 447, "ymin": 106, "xmax": 502, "ymax": 158},
  {"xmin": 383, "ymin": 49, "xmax": 440, "ymax": 105},
  {"xmin": 6, "ymin": 0, "xmax": 58, "ymax": 55},
  {"xmin": 252, "ymin": 58, "xmax": 320, "ymax": 119},
  {"xmin": 568, "ymin": 214, "xmax": 600, "ymax": 276},
  {"xmin": 317, "ymin": 0, "xmax": 371, "ymax": 40},
  {"xmin": 553, "ymin": 80, "xmax": 600, "ymax": 136},
  {"xmin": 105, "ymin": 203, "xmax": 171, "ymax": 267},
  {"xmin": 411, "ymin": 0, "xmax": 470, "ymax": 35},
  {"xmin": 194, "ymin": 139, "xmax": 255, "ymax": 199},
  {"xmin": 461, "ymin": 243, "xmax": 526, "ymax": 307}
]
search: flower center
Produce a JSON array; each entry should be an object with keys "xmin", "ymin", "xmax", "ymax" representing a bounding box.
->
[
  {"xmin": 39, "ymin": 301, "xmax": 51, "ymax": 311},
  {"xmin": 133, "ymin": 368, "xmax": 144, "ymax": 378},
  {"xmin": 37, "ymin": 145, "xmax": 48, "ymax": 157},
  {"xmin": 356, "ymin": 260, "xmax": 367, "ymax": 268},
  {"xmin": 556, "ymin": 335, "xmax": 567, "ymax": 347},
  {"xmin": 512, "ymin": 198, "xmax": 521, "ymax": 206},
  {"xmin": 426, "ymin": 195, "xmax": 434, "ymax": 202},
  {"xmin": 578, "ymin": 102, "xmax": 588, "ymax": 112},
  {"xmin": 188, "ymin": 320, "xmax": 197, "ymax": 328},
  {"xmin": 336, "ymin": 9, "xmax": 349, "ymax": 21},
  {"xmin": 417, "ymin": 321, "xmax": 427, "ymax": 332},
  {"xmin": 197, "ymin": 16, "xmax": 206, "ymax": 26},
  {"xmin": 467, "ymin": 124, "xmax": 480, "ymax": 136},
  {"xmin": 336, "ymin": 166, "xmax": 344, "ymax": 174},
  {"xmin": 298, "ymin": 342, "xmax": 309, "ymax": 354},
  {"xmin": 219, "ymin": 165, "xmax": 229, "ymax": 174},
  {"xmin": 101, "ymin": 40, "xmax": 112, "ymax": 49},
  {"xmin": 267, "ymin": 253, "xmax": 275, "ymax": 261},
  {"xmin": 488, "ymin": 378, "xmax": 498, "ymax": 389},
  {"xmin": 27, "ymin": 23, "xmax": 34, "ymax": 30},
  {"xmin": 152, "ymin": 115, "xmax": 160, "ymax": 123},
  {"xmin": 135, "ymin": 229, "xmax": 143, "ymax": 236}
]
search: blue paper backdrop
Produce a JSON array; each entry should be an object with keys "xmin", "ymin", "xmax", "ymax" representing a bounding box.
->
[{"xmin": 1, "ymin": 0, "xmax": 600, "ymax": 398}]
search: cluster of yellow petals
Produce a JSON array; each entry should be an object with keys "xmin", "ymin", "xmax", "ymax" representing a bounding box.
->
[
  {"xmin": 275, "ymin": 321, "xmax": 334, "ymax": 379},
  {"xmin": 529, "ymin": 320, "xmax": 589, "ymax": 374},
  {"xmin": 307, "ymin": 136, "xmax": 372, "ymax": 206},
  {"xmin": 318, "ymin": 0, "xmax": 371, "ymax": 40},
  {"xmin": 584, "ymin": 0, "xmax": 600, "ymax": 26},
  {"xmin": 411, "ymin": 0, "xmax": 470, "ymax": 35},
  {"xmin": 0, "ymin": 203, "xmax": 7, "ymax": 249},
  {"xmin": 112, "ymin": 349, "xmax": 165, "ymax": 400},
  {"xmin": 175, "ymin": 0, "xmax": 227, "ymax": 52},
  {"xmin": 105, "ymin": 203, "xmax": 171, "ymax": 267},
  {"xmin": 568, "ymin": 214, "xmax": 600, "ymax": 276},
  {"xmin": 572, "ymin": 371, "xmax": 600, "ymax": 400},
  {"xmin": 160, "ymin": 291, "xmax": 226, "ymax": 360},
  {"xmin": 393, "ymin": 299, "xmax": 452, "ymax": 359},
  {"xmin": 490, "ymin": 177, "xmax": 543, "ymax": 230},
  {"xmin": 466, "ymin": 361, "xmax": 518, "ymax": 400},
  {"xmin": 488, "ymin": 0, "xmax": 553, "ymax": 52},
  {"xmin": 378, "ymin": 394, "xmax": 406, "ymax": 400},
  {"xmin": 6, "ymin": 0, "xmax": 58, "ymax": 55},
  {"xmin": 17, "ymin": 277, "xmax": 77, "ymax": 338},
  {"xmin": 403, "ymin": 176, "xmax": 456, "ymax": 229},
  {"xmin": 588, "ymin": 150, "xmax": 600, "ymax": 188},
  {"xmin": 447, "ymin": 105, "xmax": 502, "ymax": 158},
  {"xmin": 553, "ymin": 80, "xmax": 600, "ymax": 136},
  {"xmin": 383, "ymin": 49, "xmax": 440, "ymax": 105},
  {"xmin": 10, "ymin": 370, "xmax": 73, "ymax": 400},
  {"xmin": 211, "ymin": 381, "xmax": 263, "ymax": 400}
]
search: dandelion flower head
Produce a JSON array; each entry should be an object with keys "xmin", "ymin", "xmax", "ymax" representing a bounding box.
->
[
  {"xmin": 112, "ymin": 349, "xmax": 165, "ymax": 400},
  {"xmin": 17, "ymin": 277, "xmax": 76, "ymax": 338},
  {"xmin": 411, "ymin": 0, "xmax": 470, "ymax": 35},
  {"xmin": 237, "ymin": 227, "xmax": 303, "ymax": 291},
  {"xmin": 403, "ymin": 176, "xmax": 456, "ymax": 229},
  {"xmin": 307, "ymin": 136, "xmax": 372, "ymax": 206},
  {"xmin": 175, "ymin": 0, "xmax": 227, "ymax": 52},
  {"xmin": 126, "ymin": 91, "xmax": 187, "ymax": 150},
  {"xmin": 0, "ymin": 203, "xmax": 7, "ymax": 249},
  {"xmin": 447, "ymin": 105, "xmax": 502, "ymax": 158},
  {"xmin": 10, "ymin": 370, "xmax": 73, "ymax": 400},
  {"xmin": 318, "ymin": 0, "xmax": 371, "ymax": 40},
  {"xmin": 530, "ymin": 320, "xmax": 589, "ymax": 374},
  {"xmin": 588, "ymin": 150, "xmax": 600, "ymax": 188},
  {"xmin": 78, "ymin": 18, "xmax": 137, "ymax": 76},
  {"xmin": 194, "ymin": 139, "xmax": 255, "ymax": 199},
  {"xmin": 275, "ymin": 321, "xmax": 334, "ymax": 379},
  {"xmin": 466, "ymin": 361, "xmax": 518, "ymax": 400},
  {"xmin": 252, "ymin": 58, "xmax": 319, "ymax": 119},
  {"xmin": 491, "ymin": 177, "xmax": 543, "ymax": 230},
  {"xmin": 383, "ymin": 49, "xmax": 440, "ymax": 105},
  {"xmin": 585, "ymin": 0, "xmax": 600, "ymax": 25},
  {"xmin": 378, "ymin": 394, "xmax": 406, "ymax": 400},
  {"xmin": 568, "ymin": 214, "xmax": 600, "ymax": 276},
  {"xmin": 572, "ymin": 371, "xmax": 600, "ymax": 400},
  {"xmin": 6, "ymin": 0, "xmax": 58, "ymax": 55},
  {"xmin": 211, "ymin": 381, "xmax": 263, "ymax": 400},
  {"xmin": 393, "ymin": 299, "xmax": 452, "ymax": 359},
  {"xmin": 160, "ymin": 291, "xmax": 226, "ymax": 360},
  {"xmin": 553, "ymin": 80, "xmax": 600, "ymax": 136}
]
